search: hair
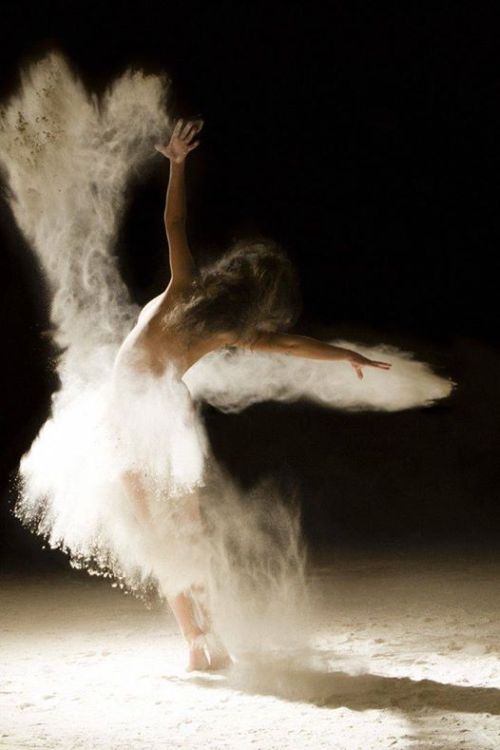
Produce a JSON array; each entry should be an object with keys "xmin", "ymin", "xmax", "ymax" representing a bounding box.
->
[{"xmin": 162, "ymin": 237, "xmax": 302, "ymax": 347}]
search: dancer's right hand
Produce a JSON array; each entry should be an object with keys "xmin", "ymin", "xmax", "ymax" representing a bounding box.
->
[{"xmin": 155, "ymin": 117, "xmax": 204, "ymax": 163}]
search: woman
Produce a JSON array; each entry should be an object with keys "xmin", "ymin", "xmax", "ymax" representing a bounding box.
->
[
  {"xmin": 2, "ymin": 53, "xmax": 455, "ymax": 678},
  {"xmin": 110, "ymin": 116, "xmax": 392, "ymax": 671}
]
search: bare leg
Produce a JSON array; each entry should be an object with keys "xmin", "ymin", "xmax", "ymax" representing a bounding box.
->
[
  {"xmin": 122, "ymin": 473, "xmax": 231, "ymax": 670},
  {"xmin": 167, "ymin": 589, "xmax": 211, "ymax": 670},
  {"xmin": 121, "ymin": 470, "xmax": 151, "ymax": 525},
  {"xmin": 190, "ymin": 583, "xmax": 211, "ymax": 631},
  {"xmin": 167, "ymin": 589, "xmax": 204, "ymax": 641},
  {"xmin": 173, "ymin": 493, "xmax": 233, "ymax": 670},
  {"xmin": 183, "ymin": 492, "xmax": 233, "ymax": 670},
  {"xmin": 166, "ymin": 585, "xmax": 232, "ymax": 670},
  {"xmin": 189, "ymin": 584, "xmax": 233, "ymax": 670}
]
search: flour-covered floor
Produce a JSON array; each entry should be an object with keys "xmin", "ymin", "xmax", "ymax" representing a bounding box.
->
[{"xmin": 1, "ymin": 546, "xmax": 500, "ymax": 750}]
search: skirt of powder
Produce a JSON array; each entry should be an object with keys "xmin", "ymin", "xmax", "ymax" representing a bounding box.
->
[{"xmin": 16, "ymin": 364, "xmax": 217, "ymax": 598}]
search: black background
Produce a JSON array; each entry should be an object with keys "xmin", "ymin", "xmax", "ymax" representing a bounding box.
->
[{"xmin": 1, "ymin": 1, "xmax": 499, "ymax": 571}]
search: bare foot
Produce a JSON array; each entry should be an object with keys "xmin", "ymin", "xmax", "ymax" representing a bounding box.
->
[
  {"xmin": 207, "ymin": 650, "xmax": 232, "ymax": 671},
  {"xmin": 187, "ymin": 634, "xmax": 210, "ymax": 672},
  {"xmin": 205, "ymin": 632, "xmax": 233, "ymax": 671},
  {"xmin": 186, "ymin": 633, "xmax": 233, "ymax": 672}
]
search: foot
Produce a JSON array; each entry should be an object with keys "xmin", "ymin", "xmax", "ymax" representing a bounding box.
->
[
  {"xmin": 204, "ymin": 632, "xmax": 234, "ymax": 671},
  {"xmin": 187, "ymin": 634, "xmax": 210, "ymax": 672},
  {"xmin": 186, "ymin": 632, "xmax": 233, "ymax": 672}
]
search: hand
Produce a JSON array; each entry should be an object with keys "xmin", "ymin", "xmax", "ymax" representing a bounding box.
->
[
  {"xmin": 155, "ymin": 117, "xmax": 204, "ymax": 163},
  {"xmin": 346, "ymin": 350, "xmax": 392, "ymax": 380}
]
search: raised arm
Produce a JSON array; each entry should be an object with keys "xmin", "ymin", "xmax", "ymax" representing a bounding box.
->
[
  {"xmin": 245, "ymin": 332, "xmax": 392, "ymax": 380},
  {"xmin": 155, "ymin": 118, "xmax": 204, "ymax": 288}
]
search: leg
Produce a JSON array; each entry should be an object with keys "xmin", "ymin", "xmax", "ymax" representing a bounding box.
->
[
  {"xmin": 165, "ymin": 494, "xmax": 213, "ymax": 667},
  {"xmin": 167, "ymin": 588, "xmax": 210, "ymax": 671},
  {"xmin": 190, "ymin": 583, "xmax": 211, "ymax": 631},
  {"xmin": 188, "ymin": 583, "xmax": 233, "ymax": 670},
  {"xmin": 179, "ymin": 494, "xmax": 233, "ymax": 670},
  {"xmin": 121, "ymin": 469, "xmax": 150, "ymax": 525},
  {"xmin": 167, "ymin": 584, "xmax": 232, "ymax": 671},
  {"xmin": 167, "ymin": 589, "xmax": 205, "ymax": 642},
  {"xmin": 121, "ymin": 471, "xmax": 222, "ymax": 670}
]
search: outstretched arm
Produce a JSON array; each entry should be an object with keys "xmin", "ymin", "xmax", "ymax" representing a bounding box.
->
[
  {"xmin": 245, "ymin": 332, "xmax": 392, "ymax": 380},
  {"xmin": 155, "ymin": 118, "xmax": 204, "ymax": 288}
]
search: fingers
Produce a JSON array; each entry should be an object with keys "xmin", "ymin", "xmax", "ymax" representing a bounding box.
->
[
  {"xmin": 359, "ymin": 358, "xmax": 392, "ymax": 369},
  {"xmin": 184, "ymin": 121, "xmax": 204, "ymax": 144},
  {"xmin": 156, "ymin": 116, "xmax": 204, "ymax": 157},
  {"xmin": 172, "ymin": 118, "xmax": 184, "ymax": 138},
  {"xmin": 180, "ymin": 120, "xmax": 194, "ymax": 139},
  {"xmin": 188, "ymin": 118, "xmax": 204, "ymax": 135},
  {"xmin": 351, "ymin": 360, "xmax": 392, "ymax": 379},
  {"xmin": 176, "ymin": 117, "xmax": 204, "ymax": 142}
]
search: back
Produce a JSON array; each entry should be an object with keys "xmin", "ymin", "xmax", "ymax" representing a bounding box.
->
[{"xmin": 113, "ymin": 285, "xmax": 231, "ymax": 379}]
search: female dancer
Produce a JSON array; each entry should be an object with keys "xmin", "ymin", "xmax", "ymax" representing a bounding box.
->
[
  {"xmin": 112, "ymin": 116, "xmax": 392, "ymax": 671},
  {"xmin": 1, "ymin": 53, "xmax": 455, "ymax": 678}
]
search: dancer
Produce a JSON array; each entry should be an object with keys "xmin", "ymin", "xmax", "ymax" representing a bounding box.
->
[
  {"xmin": 113, "ymin": 116, "xmax": 391, "ymax": 670},
  {"xmin": 1, "ymin": 52, "xmax": 455, "ymax": 676}
]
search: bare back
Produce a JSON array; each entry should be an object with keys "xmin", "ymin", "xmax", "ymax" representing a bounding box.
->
[{"xmin": 113, "ymin": 283, "xmax": 231, "ymax": 380}]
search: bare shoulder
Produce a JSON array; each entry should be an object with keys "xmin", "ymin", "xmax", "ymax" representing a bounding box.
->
[
  {"xmin": 140, "ymin": 281, "xmax": 192, "ymax": 326},
  {"xmin": 136, "ymin": 293, "xmax": 165, "ymax": 324}
]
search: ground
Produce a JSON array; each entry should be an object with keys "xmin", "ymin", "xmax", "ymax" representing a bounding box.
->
[{"xmin": 1, "ymin": 545, "xmax": 499, "ymax": 750}]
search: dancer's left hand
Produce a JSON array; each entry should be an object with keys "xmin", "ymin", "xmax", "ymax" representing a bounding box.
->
[{"xmin": 346, "ymin": 351, "xmax": 392, "ymax": 380}]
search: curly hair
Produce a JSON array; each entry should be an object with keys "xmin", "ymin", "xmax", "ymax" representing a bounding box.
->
[{"xmin": 162, "ymin": 237, "xmax": 302, "ymax": 346}]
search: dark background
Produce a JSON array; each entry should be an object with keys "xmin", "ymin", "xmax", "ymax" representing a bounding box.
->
[{"xmin": 1, "ymin": 1, "xmax": 499, "ymax": 571}]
